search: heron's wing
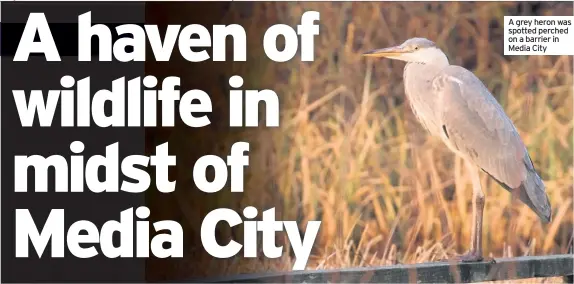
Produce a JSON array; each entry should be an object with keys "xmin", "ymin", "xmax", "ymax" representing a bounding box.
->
[
  {"xmin": 434, "ymin": 66, "xmax": 526, "ymax": 188},
  {"xmin": 433, "ymin": 65, "xmax": 551, "ymax": 222}
]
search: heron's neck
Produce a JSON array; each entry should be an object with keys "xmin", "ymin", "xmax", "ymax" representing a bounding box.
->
[
  {"xmin": 405, "ymin": 52, "xmax": 449, "ymax": 78},
  {"xmin": 424, "ymin": 51, "xmax": 449, "ymax": 68},
  {"xmin": 404, "ymin": 62, "xmax": 444, "ymax": 82}
]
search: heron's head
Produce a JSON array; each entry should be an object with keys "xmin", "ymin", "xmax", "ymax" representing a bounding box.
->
[{"xmin": 363, "ymin": 37, "xmax": 447, "ymax": 64}]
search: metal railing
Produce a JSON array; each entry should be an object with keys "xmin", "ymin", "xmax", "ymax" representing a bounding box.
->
[{"xmin": 196, "ymin": 254, "xmax": 573, "ymax": 283}]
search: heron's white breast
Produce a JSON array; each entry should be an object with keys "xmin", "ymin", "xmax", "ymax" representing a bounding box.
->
[{"xmin": 403, "ymin": 63, "xmax": 442, "ymax": 137}]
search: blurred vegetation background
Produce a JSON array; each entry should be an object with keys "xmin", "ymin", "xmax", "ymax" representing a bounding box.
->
[{"xmin": 150, "ymin": 1, "xmax": 573, "ymax": 281}]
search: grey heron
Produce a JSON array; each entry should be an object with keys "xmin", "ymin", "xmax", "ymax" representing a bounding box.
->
[{"xmin": 363, "ymin": 37, "xmax": 551, "ymax": 262}]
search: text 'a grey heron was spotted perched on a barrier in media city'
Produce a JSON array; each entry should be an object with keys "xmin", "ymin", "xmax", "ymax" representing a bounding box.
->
[{"xmin": 363, "ymin": 37, "xmax": 552, "ymax": 262}]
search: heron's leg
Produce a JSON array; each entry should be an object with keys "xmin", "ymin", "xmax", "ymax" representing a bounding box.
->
[
  {"xmin": 458, "ymin": 161, "xmax": 494, "ymax": 262},
  {"xmin": 468, "ymin": 160, "xmax": 484, "ymax": 258},
  {"xmin": 441, "ymin": 160, "xmax": 494, "ymax": 263},
  {"xmin": 455, "ymin": 160, "xmax": 490, "ymax": 262}
]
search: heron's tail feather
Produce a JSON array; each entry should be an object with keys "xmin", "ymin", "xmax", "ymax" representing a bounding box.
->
[
  {"xmin": 482, "ymin": 156, "xmax": 551, "ymax": 223},
  {"xmin": 517, "ymin": 163, "xmax": 552, "ymax": 223}
]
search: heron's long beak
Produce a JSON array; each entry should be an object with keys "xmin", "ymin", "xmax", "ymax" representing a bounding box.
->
[{"xmin": 362, "ymin": 45, "xmax": 408, "ymax": 58}]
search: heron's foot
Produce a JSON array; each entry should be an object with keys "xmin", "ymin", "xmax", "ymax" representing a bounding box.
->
[
  {"xmin": 455, "ymin": 251, "xmax": 483, "ymax": 262},
  {"xmin": 451, "ymin": 251, "xmax": 495, "ymax": 263}
]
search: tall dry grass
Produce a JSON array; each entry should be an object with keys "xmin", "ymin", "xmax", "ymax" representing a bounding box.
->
[
  {"xmin": 237, "ymin": 1, "xmax": 573, "ymax": 272},
  {"xmin": 154, "ymin": 2, "xmax": 573, "ymax": 282}
]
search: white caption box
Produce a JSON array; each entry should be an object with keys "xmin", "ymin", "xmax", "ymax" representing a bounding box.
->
[{"xmin": 504, "ymin": 16, "xmax": 574, "ymax": 55}]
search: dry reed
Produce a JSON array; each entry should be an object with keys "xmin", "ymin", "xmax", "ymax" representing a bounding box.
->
[{"xmin": 165, "ymin": 2, "xmax": 574, "ymax": 283}]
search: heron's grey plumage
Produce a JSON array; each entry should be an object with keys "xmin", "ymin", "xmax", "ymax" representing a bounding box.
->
[
  {"xmin": 435, "ymin": 66, "xmax": 551, "ymax": 222},
  {"xmin": 363, "ymin": 37, "xmax": 551, "ymax": 260}
]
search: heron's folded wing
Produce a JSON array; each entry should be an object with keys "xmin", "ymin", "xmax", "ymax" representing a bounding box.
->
[{"xmin": 433, "ymin": 66, "xmax": 527, "ymax": 189}]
